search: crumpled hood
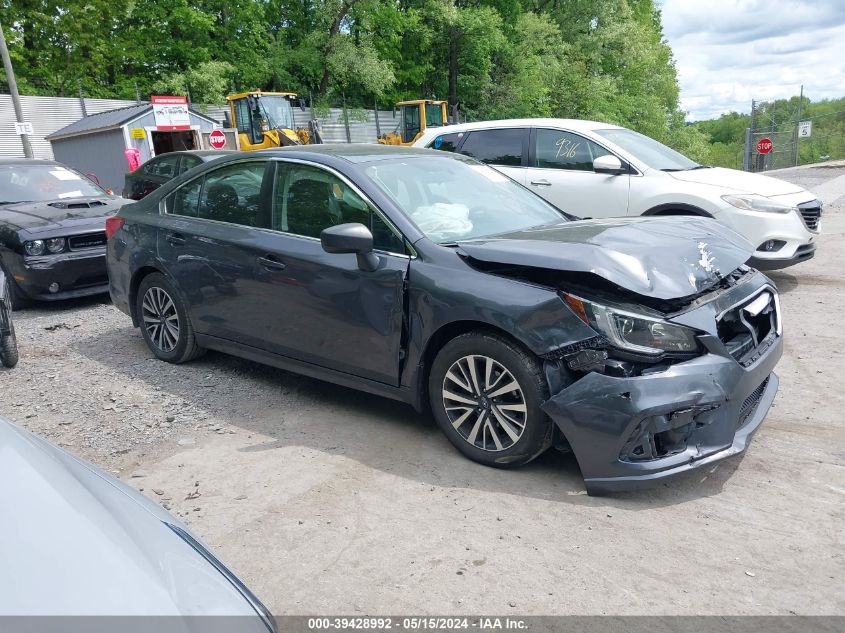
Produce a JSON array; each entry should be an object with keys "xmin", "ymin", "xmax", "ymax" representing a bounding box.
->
[
  {"xmin": 0, "ymin": 418, "xmax": 263, "ymax": 620},
  {"xmin": 667, "ymin": 166, "xmax": 805, "ymax": 196},
  {"xmin": 0, "ymin": 196, "xmax": 123, "ymax": 234},
  {"xmin": 457, "ymin": 216, "xmax": 754, "ymax": 300}
]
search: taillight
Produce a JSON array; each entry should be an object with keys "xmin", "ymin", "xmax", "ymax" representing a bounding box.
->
[{"xmin": 105, "ymin": 216, "xmax": 125, "ymax": 240}]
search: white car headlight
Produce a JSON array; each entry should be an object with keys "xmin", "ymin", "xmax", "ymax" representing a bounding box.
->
[
  {"xmin": 721, "ymin": 194, "xmax": 795, "ymax": 214},
  {"xmin": 562, "ymin": 292, "xmax": 699, "ymax": 355}
]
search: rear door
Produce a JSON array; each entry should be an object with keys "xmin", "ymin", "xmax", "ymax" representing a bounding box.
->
[
  {"xmin": 245, "ymin": 159, "xmax": 409, "ymax": 385},
  {"xmin": 454, "ymin": 128, "xmax": 528, "ymax": 185},
  {"xmin": 157, "ymin": 158, "xmax": 273, "ymax": 346},
  {"xmin": 526, "ymin": 127, "xmax": 630, "ymax": 218}
]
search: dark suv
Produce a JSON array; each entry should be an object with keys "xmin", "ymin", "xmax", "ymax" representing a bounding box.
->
[{"xmin": 106, "ymin": 145, "xmax": 782, "ymax": 494}]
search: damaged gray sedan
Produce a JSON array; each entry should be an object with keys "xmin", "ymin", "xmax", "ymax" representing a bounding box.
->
[{"xmin": 107, "ymin": 146, "xmax": 782, "ymax": 495}]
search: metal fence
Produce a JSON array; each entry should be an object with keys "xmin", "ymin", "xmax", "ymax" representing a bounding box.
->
[{"xmin": 1, "ymin": 92, "xmax": 404, "ymax": 159}]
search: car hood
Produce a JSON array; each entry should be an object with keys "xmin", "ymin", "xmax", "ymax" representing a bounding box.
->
[
  {"xmin": 456, "ymin": 216, "xmax": 753, "ymax": 300},
  {"xmin": 666, "ymin": 166, "xmax": 806, "ymax": 196},
  {"xmin": 0, "ymin": 418, "xmax": 265, "ymax": 622},
  {"xmin": 0, "ymin": 197, "xmax": 123, "ymax": 234}
]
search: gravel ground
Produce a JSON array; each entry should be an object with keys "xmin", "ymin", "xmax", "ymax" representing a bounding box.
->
[{"xmin": 1, "ymin": 165, "xmax": 843, "ymax": 615}]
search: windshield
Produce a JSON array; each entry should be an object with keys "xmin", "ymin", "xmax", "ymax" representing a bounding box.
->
[
  {"xmin": 258, "ymin": 95, "xmax": 295, "ymax": 130},
  {"xmin": 596, "ymin": 128, "xmax": 698, "ymax": 171},
  {"xmin": 0, "ymin": 164, "xmax": 106, "ymax": 203},
  {"xmin": 365, "ymin": 156, "xmax": 566, "ymax": 243}
]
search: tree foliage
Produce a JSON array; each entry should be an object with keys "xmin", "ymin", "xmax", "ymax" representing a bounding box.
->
[{"xmin": 2, "ymin": 0, "xmax": 713, "ymax": 156}]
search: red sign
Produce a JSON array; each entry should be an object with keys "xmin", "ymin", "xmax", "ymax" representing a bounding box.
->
[
  {"xmin": 151, "ymin": 95, "xmax": 191, "ymax": 131},
  {"xmin": 209, "ymin": 129, "xmax": 227, "ymax": 149},
  {"xmin": 756, "ymin": 138, "xmax": 773, "ymax": 154}
]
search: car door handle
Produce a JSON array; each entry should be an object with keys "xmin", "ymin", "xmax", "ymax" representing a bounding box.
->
[
  {"xmin": 257, "ymin": 255, "xmax": 286, "ymax": 271},
  {"xmin": 165, "ymin": 232, "xmax": 186, "ymax": 245},
  {"xmin": 530, "ymin": 179, "xmax": 552, "ymax": 187}
]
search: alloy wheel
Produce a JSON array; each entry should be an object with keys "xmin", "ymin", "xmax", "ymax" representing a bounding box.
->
[
  {"xmin": 441, "ymin": 354, "xmax": 527, "ymax": 452},
  {"xmin": 141, "ymin": 287, "xmax": 180, "ymax": 353}
]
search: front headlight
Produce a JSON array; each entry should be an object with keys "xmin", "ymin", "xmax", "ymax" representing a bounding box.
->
[
  {"xmin": 721, "ymin": 194, "xmax": 795, "ymax": 214},
  {"xmin": 24, "ymin": 240, "xmax": 45, "ymax": 256},
  {"xmin": 45, "ymin": 237, "xmax": 66, "ymax": 253},
  {"xmin": 562, "ymin": 292, "xmax": 699, "ymax": 355}
]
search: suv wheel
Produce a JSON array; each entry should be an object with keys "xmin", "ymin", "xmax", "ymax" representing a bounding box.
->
[
  {"xmin": 429, "ymin": 331, "xmax": 553, "ymax": 467},
  {"xmin": 136, "ymin": 273, "xmax": 204, "ymax": 363}
]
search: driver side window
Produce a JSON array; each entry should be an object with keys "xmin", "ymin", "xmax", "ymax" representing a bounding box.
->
[
  {"xmin": 272, "ymin": 163, "xmax": 406, "ymax": 254},
  {"xmin": 535, "ymin": 129, "xmax": 611, "ymax": 171}
]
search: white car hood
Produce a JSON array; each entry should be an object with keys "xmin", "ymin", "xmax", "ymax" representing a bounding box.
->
[{"xmin": 667, "ymin": 167, "xmax": 808, "ymax": 198}]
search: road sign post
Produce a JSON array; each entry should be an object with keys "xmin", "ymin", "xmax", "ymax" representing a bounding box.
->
[
  {"xmin": 209, "ymin": 129, "xmax": 227, "ymax": 149},
  {"xmin": 756, "ymin": 138, "xmax": 773, "ymax": 154},
  {"xmin": 0, "ymin": 20, "xmax": 33, "ymax": 158}
]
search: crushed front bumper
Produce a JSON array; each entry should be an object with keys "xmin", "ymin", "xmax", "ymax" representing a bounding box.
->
[
  {"xmin": 542, "ymin": 276, "xmax": 783, "ymax": 495},
  {"xmin": 13, "ymin": 249, "xmax": 109, "ymax": 301}
]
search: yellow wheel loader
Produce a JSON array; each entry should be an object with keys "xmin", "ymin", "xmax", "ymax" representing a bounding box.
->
[
  {"xmin": 226, "ymin": 91, "xmax": 322, "ymax": 149},
  {"xmin": 378, "ymin": 99, "xmax": 448, "ymax": 146}
]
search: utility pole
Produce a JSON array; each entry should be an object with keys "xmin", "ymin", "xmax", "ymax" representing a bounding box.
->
[
  {"xmin": 794, "ymin": 84, "xmax": 803, "ymax": 167},
  {"xmin": 0, "ymin": 19, "xmax": 33, "ymax": 158}
]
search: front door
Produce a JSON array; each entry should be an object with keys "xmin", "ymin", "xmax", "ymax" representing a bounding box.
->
[
  {"xmin": 526, "ymin": 128, "xmax": 630, "ymax": 218},
  {"xmin": 247, "ymin": 160, "xmax": 409, "ymax": 385}
]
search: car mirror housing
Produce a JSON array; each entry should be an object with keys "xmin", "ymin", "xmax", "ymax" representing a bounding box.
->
[
  {"xmin": 593, "ymin": 154, "xmax": 626, "ymax": 175},
  {"xmin": 321, "ymin": 223, "xmax": 379, "ymax": 272}
]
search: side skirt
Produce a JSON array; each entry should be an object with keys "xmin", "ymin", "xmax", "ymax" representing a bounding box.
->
[{"xmin": 195, "ymin": 333, "xmax": 420, "ymax": 409}]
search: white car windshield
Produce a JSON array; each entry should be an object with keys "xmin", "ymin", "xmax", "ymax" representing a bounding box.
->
[
  {"xmin": 365, "ymin": 156, "xmax": 567, "ymax": 243},
  {"xmin": 0, "ymin": 164, "xmax": 106, "ymax": 203},
  {"xmin": 596, "ymin": 128, "xmax": 699, "ymax": 171}
]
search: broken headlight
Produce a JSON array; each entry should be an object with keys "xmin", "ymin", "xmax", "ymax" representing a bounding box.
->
[{"xmin": 561, "ymin": 292, "xmax": 699, "ymax": 356}]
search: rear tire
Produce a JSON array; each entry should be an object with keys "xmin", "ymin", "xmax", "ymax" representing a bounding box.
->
[
  {"xmin": 0, "ymin": 321, "xmax": 19, "ymax": 368},
  {"xmin": 135, "ymin": 273, "xmax": 204, "ymax": 364},
  {"xmin": 428, "ymin": 331, "xmax": 553, "ymax": 468}
]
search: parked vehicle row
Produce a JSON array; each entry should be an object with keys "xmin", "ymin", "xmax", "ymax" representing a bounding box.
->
[
  {"xmin": 414, "ymin": 119, "xmax": 821, "ymax": 270},
  {"xmin": 107, "ymin": 145, "xmax": 783, "ymax": 494}
]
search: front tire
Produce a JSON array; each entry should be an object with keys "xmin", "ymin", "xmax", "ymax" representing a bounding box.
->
[
  {"xmin": 135, "ymin": 273, "xmax": 204, "ymax": 364},
  {"xmin": 428, "ymin": 331, "xmax": 553, "ymax": 468}
]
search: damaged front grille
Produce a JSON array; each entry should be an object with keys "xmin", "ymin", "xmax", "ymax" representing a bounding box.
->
[
  {"xmin": 738, "ymin": 377, "xmax": 769, "ymax": 429},
  {"xmin": 717, "ymin": 287, "xmax": 780, "ymax": 367}
]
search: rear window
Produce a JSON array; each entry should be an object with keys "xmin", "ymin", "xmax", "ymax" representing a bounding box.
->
[
  {"xmin": 428, "ymin": 132, "xmax": 464, "ymax": 152},
  {"xmin": 457, "ymin": 129, "xmax": 524, "ymax": 167}
]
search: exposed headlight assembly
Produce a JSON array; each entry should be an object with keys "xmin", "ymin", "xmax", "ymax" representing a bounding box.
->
[
  {"xmin": 561, "ymin": 292, "xmax": 699, "ymax": 356},
  {"xmin": 721, "ymin": 194, "xmax": 795, "ymax": 214}
]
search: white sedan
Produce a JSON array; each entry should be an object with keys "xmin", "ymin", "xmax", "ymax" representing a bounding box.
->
[{"xmin": 414, "ymin": 119, "xmax": 820, "ymax": 270}]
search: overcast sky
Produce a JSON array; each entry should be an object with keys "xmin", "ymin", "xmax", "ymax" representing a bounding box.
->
[{"xmin": 659, "ymin": 1, "xmax": 845, "ymax": 121}]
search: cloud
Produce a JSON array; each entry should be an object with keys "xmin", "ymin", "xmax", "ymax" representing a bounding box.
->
[{"xmin": 659, "ymin": 0, "xmax": 845, "ymax": 120}]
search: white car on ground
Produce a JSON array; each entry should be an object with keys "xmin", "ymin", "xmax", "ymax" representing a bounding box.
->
[{"xmin": 413, "ymin": 119, "xmax": 821, "ymax": 270}]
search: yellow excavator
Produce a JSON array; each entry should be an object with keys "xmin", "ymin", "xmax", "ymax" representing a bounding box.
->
[
  {"xmin": 226, "ymin": 91, "xmax": 322, "ymax": 149},
  {"xmin": 378, "ymin": 99, "xmax": 449, "ymax": 146}
]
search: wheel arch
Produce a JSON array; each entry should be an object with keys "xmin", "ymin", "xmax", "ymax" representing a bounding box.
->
[
  {"xmin": 128, "ymin": 265, "xmax": 165, "ymax": 326},
  {"xmin": 642, "ymin": 202, "xmax": 713, "ymax": 217},
  {"xmin": 414, "ymin": 319, "xmax": 538, "ymax": 412}
]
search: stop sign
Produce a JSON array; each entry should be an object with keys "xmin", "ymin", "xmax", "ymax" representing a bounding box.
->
[
  {"xmin": 756, "ymin": 137, "xmax": 773, "ymax": 154},
  {"xmin": 209, "ymin": 129, "xmax": 226, "ymax": 149}
]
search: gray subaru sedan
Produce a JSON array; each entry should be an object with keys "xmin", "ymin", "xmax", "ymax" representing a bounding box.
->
[{"xmin": 106, "ymin": 145, "xmax": 782, "ymax": 494}]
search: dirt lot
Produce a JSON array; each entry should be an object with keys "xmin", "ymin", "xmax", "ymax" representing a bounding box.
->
[{"xmin": 1, "ymin": 165, "xmax": 843, "ymax": 616}]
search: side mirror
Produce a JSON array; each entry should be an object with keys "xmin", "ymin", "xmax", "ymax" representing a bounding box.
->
[
  {"xmin": 593, "ymin": 154, "xmax": 627, "ymax": 175},
  {"xmin": 321, "ymin": 223, "xmax": 379, "ymax": 272}
]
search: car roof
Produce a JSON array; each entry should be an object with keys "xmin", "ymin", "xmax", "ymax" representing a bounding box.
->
[
  {"xmin": 150, "ymin": 150, "xmax": 235, "ymax": 160},
  {"xmin": 419, "ymin": 118, "xmax": 627, "ymax": 137},
  {"xmin": 254, "ymin": 143, "xmax": 449, "ymax": 164}
]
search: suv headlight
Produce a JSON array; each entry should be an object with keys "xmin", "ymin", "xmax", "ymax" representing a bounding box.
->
[
  {"xmin": 24, "ymin": 240, "xmax": 45, "ymax": 256},
  {"xmin": 562, "ymin": 292, "xmax": 699, "ymax": 355},
  {"xmin": 721, "ymin": 194, "xmax": 795, "ymax": 214}
]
